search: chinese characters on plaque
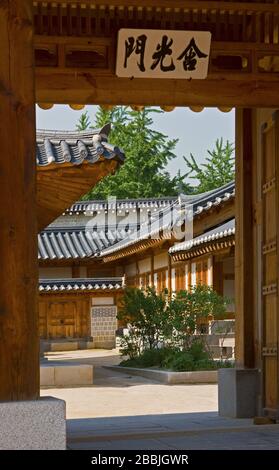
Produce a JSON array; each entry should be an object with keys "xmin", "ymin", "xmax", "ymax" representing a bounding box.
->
[{"xmin": 116, "ymin": 29, "xmax": 211, "ymax": 79}]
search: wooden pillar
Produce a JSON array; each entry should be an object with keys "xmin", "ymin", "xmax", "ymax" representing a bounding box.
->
[
  {"xmin": 213, "ymin": 258, "xmax": 223, "ymax": 295},
  {"xmin": 168, "ymin": 255, "xmax": 172, "ymax": 296},
  {"xmin": 0, "ymin": 1, "xmax": 38, "ymax": 400},
  {"xmin": 150, "ymin": 253, "xmax": 154, "ymax": 288},
  {"xmin": 235, "ymin": 108, "xmax": 255, "ymax": 369}
]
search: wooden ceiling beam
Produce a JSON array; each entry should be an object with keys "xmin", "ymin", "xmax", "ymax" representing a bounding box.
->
[
  {"xmin": 35, "ymin": 73, "xmax": 279, "ymax": 108},
  {"xmin": 37, "ymin": 159, "xmax": 119, "ymax": 231},
  {"xmin": 33, "ymin": 1, "xmax": 279, "ymax": 15}
]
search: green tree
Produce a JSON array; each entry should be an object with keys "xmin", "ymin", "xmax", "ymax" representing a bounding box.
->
[
  {"xmin": 76, "ymin": 106, "xmax": 192, "ymax": 199},
  {"xmin": 117, "ymin": 285, "xmax": 229, "ymax": 360},
  {"xmin": 76, "ymin": 111, "xmax": 91, "ymax": 131},
  {"xmin": 183, "ymin": 138, "xmax": 235, "ymax": 194},
  {"xmin": 118, "ymin": 287, "xmax": 171, "ymax": 356}
]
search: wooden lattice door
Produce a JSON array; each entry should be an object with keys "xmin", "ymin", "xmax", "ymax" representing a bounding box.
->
[
  {"xmin": 47, "ymin": 301, "xmax": 77, "ymax": 338},
  {"xmin": 261, "ymin": 111, "xmax": 279, "ymax": 416}
]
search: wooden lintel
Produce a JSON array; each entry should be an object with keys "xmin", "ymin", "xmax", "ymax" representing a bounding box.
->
[
  {"xmin": 35, "ymin": 74, "xmax": 279, "ymax": 108},
  {"xmin": 33, "ymin": 1, "xmax": 279, "ymax": 15}
]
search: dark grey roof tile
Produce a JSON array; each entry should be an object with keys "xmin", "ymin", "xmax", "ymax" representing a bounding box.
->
[
  {"xmin": 39, "ymin": 277, "xmax": 124, "ymax": 292},
  {"xmin": 36, "ymin": 124, "xmax": 125, "ymax": 167}
]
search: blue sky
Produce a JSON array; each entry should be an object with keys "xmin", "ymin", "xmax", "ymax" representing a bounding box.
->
[{"xmin": 36, "ymin": 105, "xmax": 235, "ymax": 179}]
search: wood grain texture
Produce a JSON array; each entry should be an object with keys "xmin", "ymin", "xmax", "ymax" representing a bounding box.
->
[
  {"xmin": 261, "ymin": 112, "xmax": 279, "ymax": 416},
  {"xmin": 37, "ymin": 159, "xmax": 120, "ymax": 230},
  {"xmin": 0, "ymin": 0, "xmax": 39, "ymax": 400},
  {"xmin": 235, "ymin": 108, "xmax": 255, "ymax": 369},
  {"xmin": 35, "ymin": 73, "xmax": 279, "ymax": 108},
  {"xmin": 39, "ymin": 296, "xmax": 90, "ymax": 339}
]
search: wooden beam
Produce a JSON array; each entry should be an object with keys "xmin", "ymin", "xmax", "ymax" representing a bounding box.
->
[
  {"xmin": 37, "ymin": 159, "xmax": 120, "ymax": 230},
  {"xmin": 72, "ymin": 266, "xmax": 81, "ymax": 278},
  {"xmin": 33, "ymin": 1, "xmax": 279, "ymax": 14},
  {"xmin": 35, "ymin": 73, "xmax": 279, "ymax": 108},
  {"xmin": 0, "ymin": 0, "xmax": 39, "ymax": 400},
  {"xmin": 235, "ymin": 108, "xmax": 255, "ymax": 368}
]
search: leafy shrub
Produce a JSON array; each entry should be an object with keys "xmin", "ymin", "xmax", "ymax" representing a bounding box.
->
[
  {"xmin": 187, "ymin": 340, "xmax": 209, "ymax": 362},
  {"xmin": 118, "ymin": 286, "xmax": 232, "ymax": 371},
  {"xmin": 162, "ymin": 350, "xmax": 234, "ymax": 372},
  {"xmin": 162, "ymin": 351, "xmax": 195, "ymax": 371},
  {"xmin": 120, "ymin": 347, "xmax": 173, "ymax": 368},
  {"xmin": 120, "ymin": 346, "xmax": 235, "ymax": 371}
]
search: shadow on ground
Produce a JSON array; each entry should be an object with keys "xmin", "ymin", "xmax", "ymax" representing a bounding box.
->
[{"xmin": 66, "ymin": 411, "xmax": 279, "ymax": 450}]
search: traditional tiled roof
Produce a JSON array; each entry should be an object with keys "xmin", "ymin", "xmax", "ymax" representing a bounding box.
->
[
  {"xmin": 36, "ymin": 124, "xmax": 125, "ymax": 166},
  {"xmin": 38, "ymin": 182, "xmax": 235, "ymax": 261},
  {"xmin": 39, "ymin": 277, "xmax": 124, "ymax": 292},
  {"xmin": 63, "ymin": 196, "xmax": 177, "ymax": 215},
  {"xmin": 169, "ymin": 218, "xmax": 235, "ymax": 254},
  {"xmin": 183, "ymin": 181, "xmax": 235, "ymax": 216},
  {"xmin": 62, "ymin": 181, "xmax": 235, "ymax": 215},
  {"xmin": 38, "ymin": 226, "xmax": 131, "ymax": 260},
  {"xmin": 100, "ymin": 182, "xmax": 235, "ymax": 259}
]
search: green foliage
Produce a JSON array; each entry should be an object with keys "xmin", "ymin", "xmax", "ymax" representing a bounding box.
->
[
  {"xmin": 120, "ymin": 347, "xmax": 173, "ymax": 368},
  {"xmin": 118, "ymin": 285, "xmax": 230, "ymax": 370},
  {"xmin": 183, "ymin": 138, "xmax": 235, "ymax": 194},
  {"xmin": 118, "ymin": 287, "xmax": 172, "ymax": 353},
  {"xmin": 77, "ymin": 106, "xmax": 193, "ymax": 199},
  {"xmin": 168, "ymin": 284, "xmax": 229, "ymax": 349},
  {"xmin": 76, "ymin": 111, "xmax": 91, "ymax": 131},
  {"xmin": 120, "ymin": 342, "xmax": 234, "ymax": 371}
]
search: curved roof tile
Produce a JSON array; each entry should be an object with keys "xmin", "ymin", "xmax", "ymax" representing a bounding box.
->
[
  {"xmin": 36, "ymin": 124, "xmax": 125, "ymax": 167},
  {"xmin": 100, "ymin": 182, "xmax": 235, "ymax": 258},
  {"xmin": 39, "ymin": 277, "xmax": 124, "ymax": 292},
  {"xmin": 169, "ymin": 218, "xmax": 235, "ymax": 254}
]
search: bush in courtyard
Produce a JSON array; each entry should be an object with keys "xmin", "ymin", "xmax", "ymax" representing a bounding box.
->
[
  {"xmin": 168, "ymin": 285, "xmax": 229, "ymax": 352},
  {"xmin": 118, "ymin": 285, "xmax": 230, "ymax": 370},
  {"xmin": 118, "ymin": 287, "xmax": 172, "ymax": 354},
  {"xmin": 120, "ymin": 347, "xmax": 174, "ymax": 368}
]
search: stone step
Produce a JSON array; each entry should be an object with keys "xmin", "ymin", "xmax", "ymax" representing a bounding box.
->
[{"xmin": 40, "ymin": 362, "xmax": 94, "ymax": 387}]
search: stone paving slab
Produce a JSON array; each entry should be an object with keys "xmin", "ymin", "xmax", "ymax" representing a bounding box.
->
[
  {"xmin": 66, "ymin": 412, "xmax": 253, "ymax": 440},
  {"xmin": 67, "ymin": 424, "xmax": 279, "ymax": 450}
]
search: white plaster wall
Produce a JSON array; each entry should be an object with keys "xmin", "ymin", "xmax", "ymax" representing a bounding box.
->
[
  {"xmin": 207, "ymin": 256, "xmax": 213, "ymax": 286},
  {"xmin": 138, "ymin": 258, "xmax": 151, "ymax": 274},
  {"xmin": 191, "ymin": 262, "xmax": 196, "ymax": 286},
  {"xmin": 39, "ymin": 267, "xmax": 72, "ymax": 279},
  {"xmin": 154, "ymin": 253, "xmax": 168, "ymax": 270},
  {"xmin": 171, "ymin": 268, "xmax": 176, "ymax": 291},
  {"xmin": 92, "ymin": 297, "xmax": 114, "ymax": 305},
  {"xmin": 154, "ymin": 272, "xmax": 158, "ymax": 290}
]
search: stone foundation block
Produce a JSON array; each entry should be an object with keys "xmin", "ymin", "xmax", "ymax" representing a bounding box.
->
[
  {"xmin": 218, "ymin": 368, "xmax": 259, "ymax": 418},
  {"xmin": 0, "ymin": 397, "xmax": 66, "ymax": 449},
  {"xmin": 40, "ymin": 362, "xmax": 93, "ymax": 387}
]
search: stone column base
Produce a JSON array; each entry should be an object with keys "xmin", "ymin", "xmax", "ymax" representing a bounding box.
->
[
  {"xmin": 0, "ymin": 396, "xmax": 66, "ymax": 449},
  {"xmin": 218, "ymin": 368, "xmax": 259, "ymax": 418}
]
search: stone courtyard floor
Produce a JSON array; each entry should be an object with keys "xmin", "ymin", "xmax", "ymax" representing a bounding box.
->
[{"xmin": 40, "ymin": 349, "xmax": 279, "ymax": 450}]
